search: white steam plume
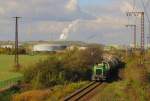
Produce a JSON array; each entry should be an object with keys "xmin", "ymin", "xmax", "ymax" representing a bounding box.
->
[{"xmin": 60, "ymin": 19, "xmax": 79, "ymax": 40}]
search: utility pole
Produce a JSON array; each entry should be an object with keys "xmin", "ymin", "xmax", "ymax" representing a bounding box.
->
[
  {"xmin": 126, "ymin": 24, "xmax": 137, "ymax": 49},
  {"xmin": 13, "ymin": 17, "xmax": 21, "ymax": 69}
]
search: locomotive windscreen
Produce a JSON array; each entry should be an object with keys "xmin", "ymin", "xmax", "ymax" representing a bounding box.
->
[{"xmin": 96, "ymin": 69, "xmax": 102, "ymax": 75}]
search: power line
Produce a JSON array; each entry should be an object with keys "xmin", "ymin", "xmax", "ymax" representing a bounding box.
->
[
  {"xmin": 141, "ymin": 0, "xmax": 150, "ymax": 22},
  {"xmin": 145, "ymin": 0, "xmax": 150, "ymax": 8},
  {"xmin": 133, "ymin": 0, "xmax": 136, "ymax": 11}
]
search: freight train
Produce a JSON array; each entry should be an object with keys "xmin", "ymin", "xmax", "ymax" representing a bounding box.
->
[{"xmin": 92, "ymin": 55, "xmax": 121, "ymax": 81}]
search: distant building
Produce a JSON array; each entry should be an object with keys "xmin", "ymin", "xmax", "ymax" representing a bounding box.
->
[
  {"xmin": 0, "ymin": 43, "xmax": 23, "ymax": 49},
  {"xmin": 0, "ymin": 45, "xmax": 13, "ymax": 49},
  {"xmin": 67, "ymin": 45, "xmax": 88, "ymax": 51},
  {"xmin": 78, "ymin": 46, "xmax": 87, "ymax": 50},
  {"xmin": 33, "ymin": 44, "xmax": 67, "ymax": 52},
  {"xmin": 104, "ymin": 44, "xmax": 128, "ymax": 51}
]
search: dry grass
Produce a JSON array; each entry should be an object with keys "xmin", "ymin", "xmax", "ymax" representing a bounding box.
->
[
  {"xmin": 91, "ymin": 80, "xmax": 150, "ymax": 101},
  {"xmin": 48, "ymin": 81, "xmax": 88, "ymax": 101},
  {"xmin": 12, "ymin": 90, "xmax": 50, "ymax": 101},
  {"xmin": 123, "ymin": 59, "xmax": 149, "ymax": 84},
  {"xmin": 11, "ymin": 81, "xmax": 88, "ymax": 101}
]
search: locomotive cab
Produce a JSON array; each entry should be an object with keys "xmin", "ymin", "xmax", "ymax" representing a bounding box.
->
[{"xmin": 92, "ymin": 63, "xmax": 108, "ymax": 81}]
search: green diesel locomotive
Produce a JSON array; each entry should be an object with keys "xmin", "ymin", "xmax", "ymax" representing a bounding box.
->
[{"xmin": 92, "ymin": 55, "xmax": 120, "ymax": 81}]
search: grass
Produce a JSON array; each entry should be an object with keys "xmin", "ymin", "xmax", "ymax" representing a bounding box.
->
[{"xmin": 0, "ymin": 55, "xmax": 47, "ymax": 81}]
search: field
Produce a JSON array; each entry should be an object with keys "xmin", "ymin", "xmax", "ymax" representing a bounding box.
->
[{"xmin": 0, "ymin": 55, "xmax": 48, "ymax": 81}]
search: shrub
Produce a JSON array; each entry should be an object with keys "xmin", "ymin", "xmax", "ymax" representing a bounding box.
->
[
  {"xmin": 23, "ymin": 56, "xmax": 64, "ymax": 88},
  {"xmin": 23, "ymin": 45, "xmax": 103, "ymax": 88}
]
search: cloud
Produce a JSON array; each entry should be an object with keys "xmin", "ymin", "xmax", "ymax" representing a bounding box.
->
[
  {"xmin": 0, "ymin": 0, "xmax": 148, "ymax": 45},
  {"xmin": 66, "ymin": 0, "xmax": 79, "ymax": 12},
  {"xmin": 55, "ymin": 16, "xmax": 130, "ymax": 44},
  {"xmin": 0, "ymin": 0, "xmax": 93, "ymax": 21},
  {"xmin": 120, "ymin": 1, "xmax": 136, "ymax": 12},
  {"xmin": 0, "ymin": 7, "xmax": 5, "ymax": 15}
]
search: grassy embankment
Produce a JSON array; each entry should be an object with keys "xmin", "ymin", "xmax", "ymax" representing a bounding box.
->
[{"xmin": 0, "ymin": 55, "xmax": 47, "ymax": 101}]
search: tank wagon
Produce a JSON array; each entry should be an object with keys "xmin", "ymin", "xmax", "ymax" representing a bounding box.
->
[{"xmin": 92, "ymin": 55, "xmax": 121, "ymax": 81}]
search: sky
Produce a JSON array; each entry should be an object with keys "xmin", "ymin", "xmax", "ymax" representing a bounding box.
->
[{"xmin": 0, "ymin": 0, "xmax": 149, "ymax": 45}]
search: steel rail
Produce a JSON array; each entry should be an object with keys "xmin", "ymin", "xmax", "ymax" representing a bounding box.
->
[{"xmin": 64, "ymin": 81, "xmax": 102, "ymax": 101}]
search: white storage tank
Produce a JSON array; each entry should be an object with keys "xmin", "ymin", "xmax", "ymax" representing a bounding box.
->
[{"xmin": 33, "ymin": 44, "xmax": 67, "ymax": 52}]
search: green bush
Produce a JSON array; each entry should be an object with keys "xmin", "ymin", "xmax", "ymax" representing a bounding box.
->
[
  {"xmin": 23, "ymin": 45, "xmax": 103, "ymax": 88},
  {"xmin": 23, "ymin": 56, "xmax": 63, "ymax": 88}
]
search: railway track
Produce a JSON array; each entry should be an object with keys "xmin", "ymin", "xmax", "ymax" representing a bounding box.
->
[{"xmin": 64, "ymin": 81, "xmax": 102, "ymax": 101}]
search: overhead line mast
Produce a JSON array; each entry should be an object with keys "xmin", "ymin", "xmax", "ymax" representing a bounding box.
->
[
  {"xmin": 13, "ymin": 17, "xmax": 21, "ymax": 69},
  {"xmin": 141, "ymin": 0, "xmax": 150, "ymax": 48},
  {"xmin": 127, "ymin": 12, "xmax": 145, "ymax": 54}
]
